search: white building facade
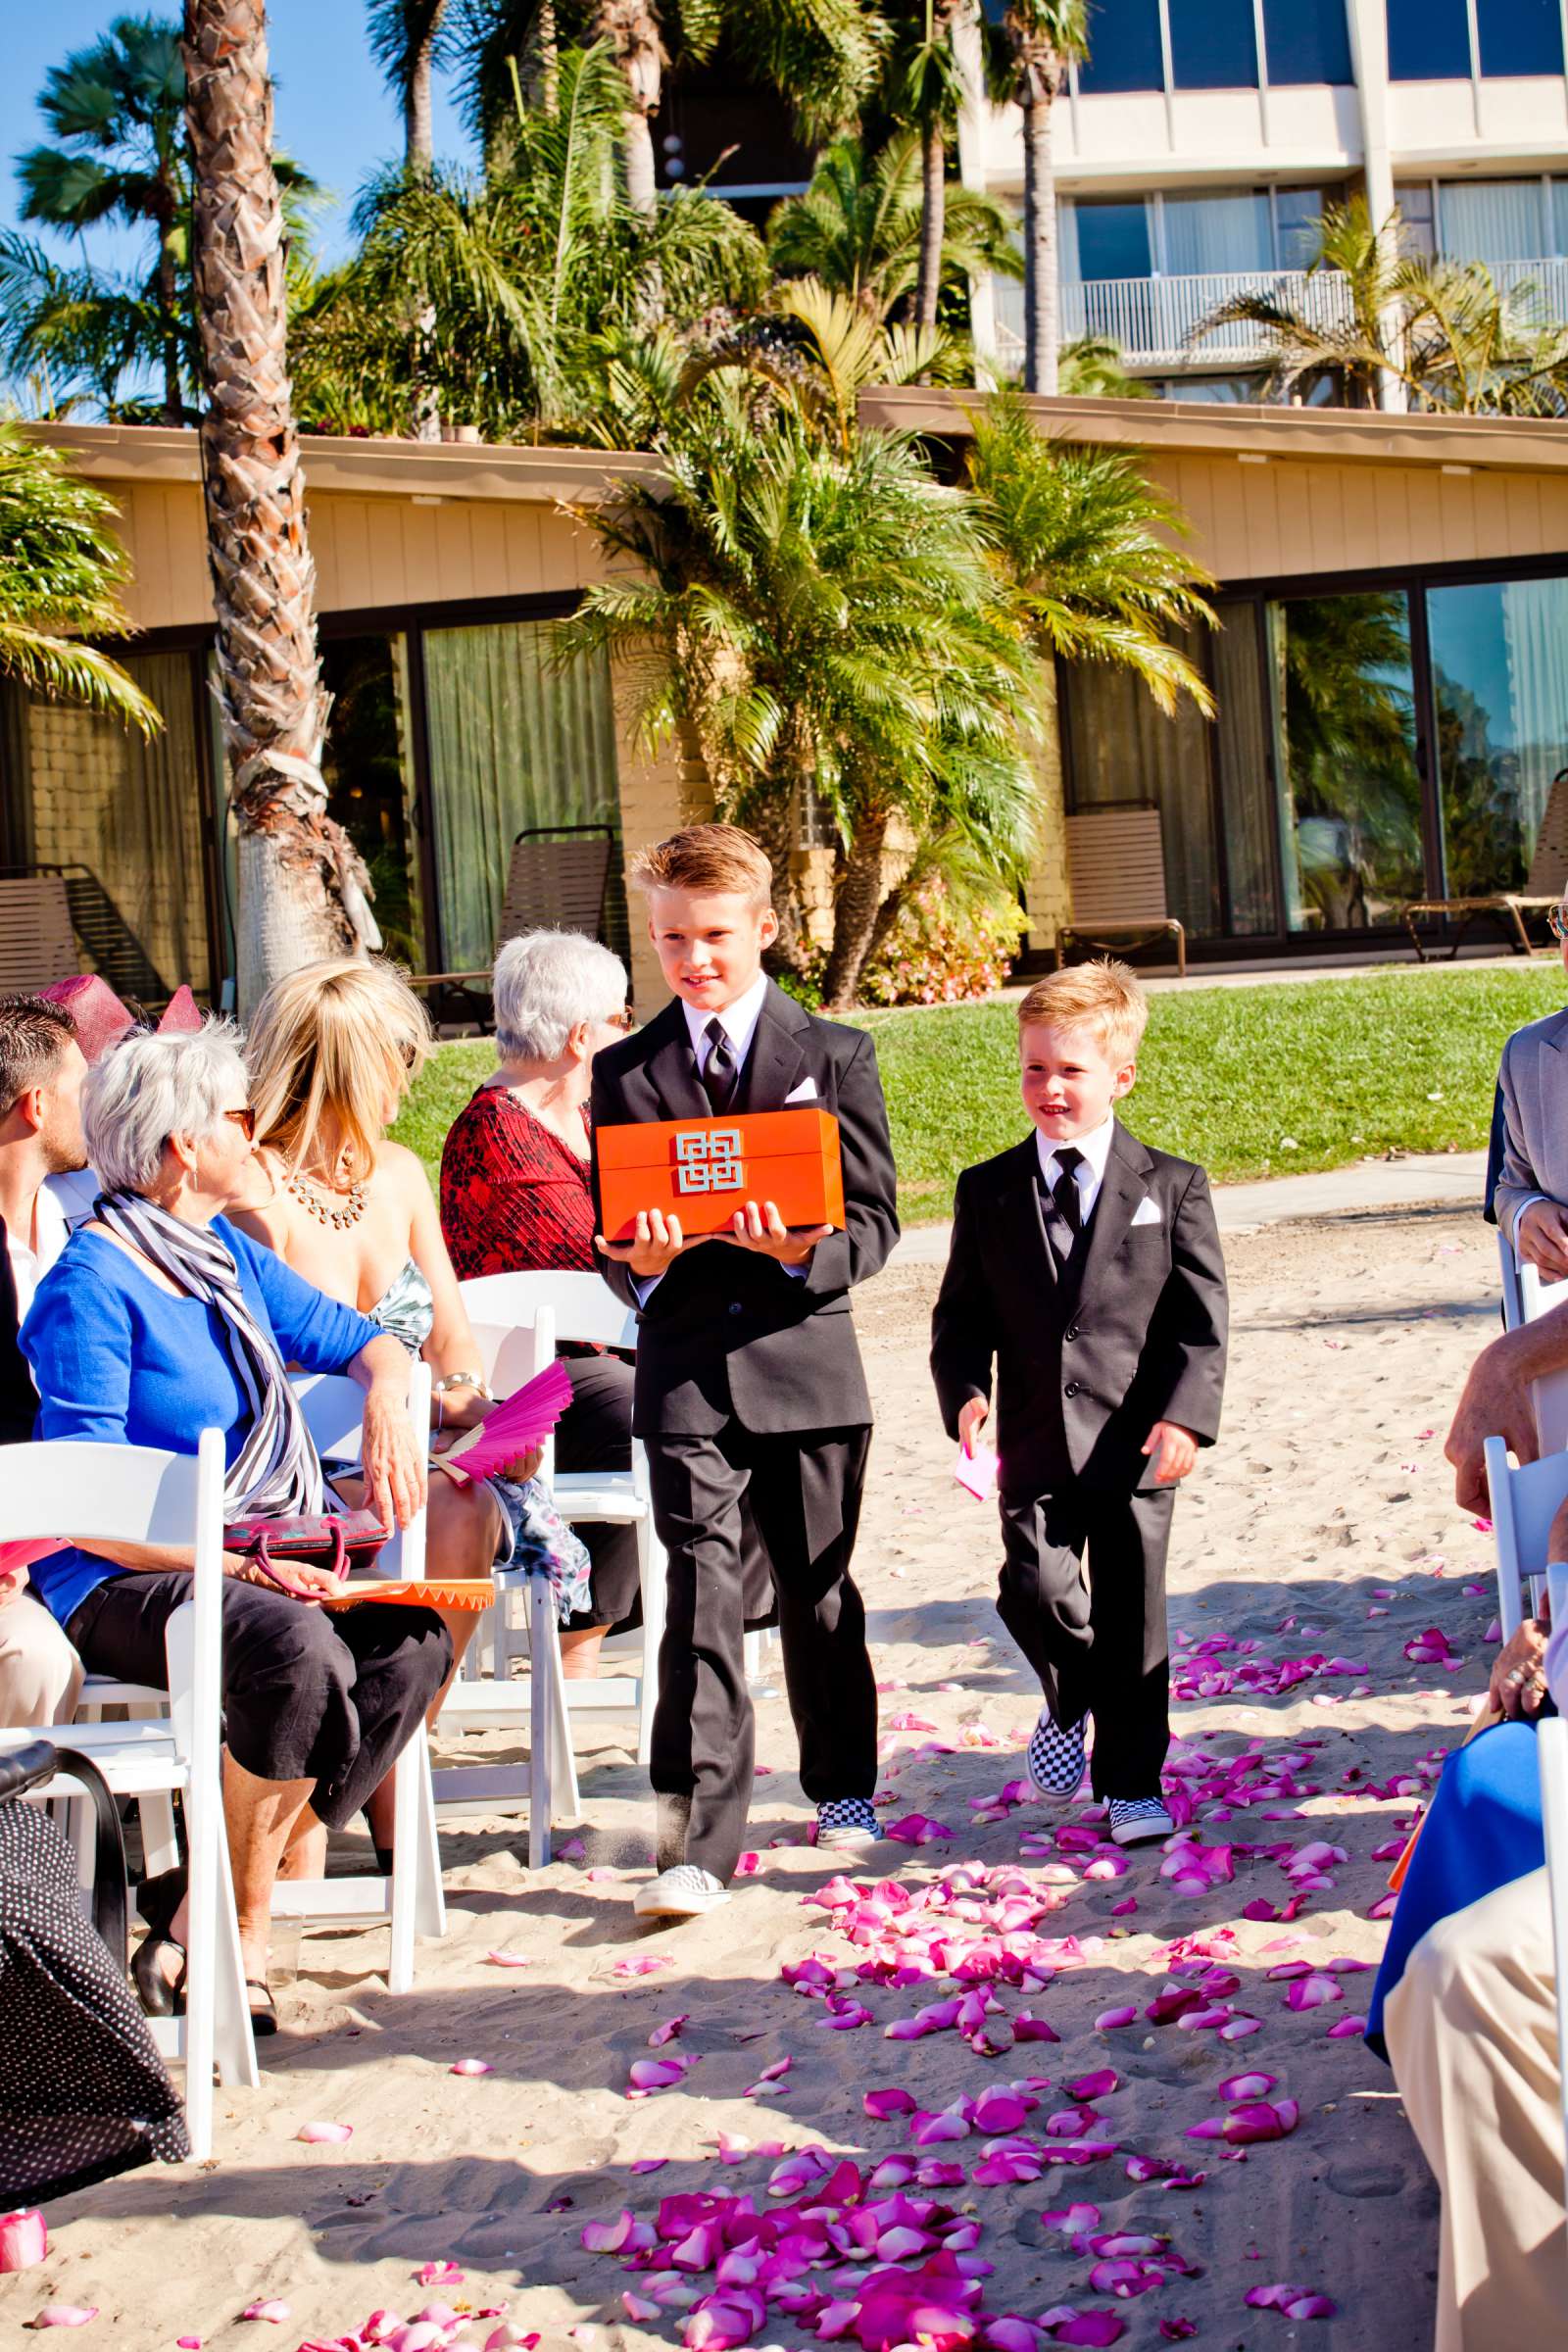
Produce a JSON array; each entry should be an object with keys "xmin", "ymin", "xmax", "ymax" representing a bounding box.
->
[{"xmin": 961, "ymin": 0, "xmax": 1568, "ymax": 389}]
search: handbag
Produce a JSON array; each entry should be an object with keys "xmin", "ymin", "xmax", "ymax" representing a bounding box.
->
[
  {"xmin": 222, "ymin": 1507, "xmax": 390, "ymax": 1594},
  {"xmin": 0, "ymin": 1738, "xmax": 129, "ymax": 1969}
]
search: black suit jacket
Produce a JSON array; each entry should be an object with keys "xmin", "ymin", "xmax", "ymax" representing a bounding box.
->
[
  {"xmin": 0, "ymin": 1215, "xmax": 39, "ymax": 1447},
  {"xmin": 591, "ymin": 981, "xmax": 900, "ymax": 1436},
  {"xmin": 930, "ymin": 1120, "xmax": 1228, "ymax": 1498}
]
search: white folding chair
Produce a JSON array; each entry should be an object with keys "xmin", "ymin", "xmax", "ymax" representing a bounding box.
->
[
  {"xmin": 458, "ymin": 1270, "xmax": 668, "ymax": 1768},
  {"xmin": 0, "ymin": 1431, "xmax": 255, "ymax": 2164},
  {"xmin": 275, "ymin": 1358, "xmax": 446, "ymax": 1991},
  {"xmin": 1536, "ymin": 1560, "xmax": 1568, "ymax": 2211},
  {"xmin": 1486, "ymin": 1439, "xmax": 1568, "ymax": 1643}
]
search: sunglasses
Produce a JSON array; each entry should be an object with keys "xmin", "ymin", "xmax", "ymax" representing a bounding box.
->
[
  {"xmin": 222, "ymin": 1105, "xmax": 258, "ymax": 1142},
  {"xmin": 1550, "ymin": 906, "xmax": 1568, "ymax": 942}
]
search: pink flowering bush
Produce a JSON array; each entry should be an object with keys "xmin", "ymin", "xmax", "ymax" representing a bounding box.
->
[{"xmin": 856, "ymin": 882, "xmax": 1028, "ymax": 1008}]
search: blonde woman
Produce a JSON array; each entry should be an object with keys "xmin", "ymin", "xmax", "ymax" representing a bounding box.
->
[{"xmin": 230, "ymin": 962, "xmax": 590, "ymax": 1720}]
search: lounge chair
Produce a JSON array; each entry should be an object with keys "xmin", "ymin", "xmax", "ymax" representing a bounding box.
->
[
  {"xmin": 1056, "ymin": 804, "xmax": 1186, "ymax": 978},
  {"xmin": 1403, "ymin": 765, "xmax": 1568, "ymax": 961},
  {"xmin": 0, "ymin": 871, "xmax": 77, "ymax": 994},
  {"xmin": 409, "ymin": 825, "xmax": 620, "ymax": 1015}
]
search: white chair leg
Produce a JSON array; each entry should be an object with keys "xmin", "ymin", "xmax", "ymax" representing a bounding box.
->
[
  {"xmin": 637, "ymin": 1515, "xmax": 666, "ymax": 1773},
  {"xmin": 529, "ymin": 1581, "xmax": 555, "ymax": 1873},
  {"xmin": 138, "ymin": 1792, "xmax": 181, "ymax": 1880},
  {"xmin": 549, "ymin": 1618, "xmax": 580, "ymax": 1820},
  {"xmin": 387, "ymin": 1728, "xmax": 422, "ymax": 1996},
  {"xmin": 208, "ymin": 1832, "xmax": 260, "ymax": 2092},
  {"xmin": 409, "ymin": 1720, "xmax": 446, "ymax": 1941}
]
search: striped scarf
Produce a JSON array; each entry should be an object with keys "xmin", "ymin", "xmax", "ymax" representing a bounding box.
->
[{"xmin": 95, "ymin": 1190, "xmax": 323, "ymax": 1517}]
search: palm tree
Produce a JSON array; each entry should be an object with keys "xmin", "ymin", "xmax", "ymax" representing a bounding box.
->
[
  {"xmin": 183, "ymin": 0, "xmax": 377, "ymax": 1010},
  {"xmin": 456, "ymin": 0, "xmax": 881, "ymax": 224},
  {"xmin": 561, "ymin": 373, "xmax": 1039, "ymax": 1004},
  {"xmin": 768, "ymin": 131, "xmax": 1020, "ymax": 323},
  {"xmin": 292, "ymin": 43, "xmax": 766, "ymax": 442},
  {"xmin": 1000, "ymin": 0, "xmax": 1087, "ymax": 396},
  {"xmin": 888, "ymin": 0, "xmax": 961, "ymax": 327},
  {"xmin": 10, "ymin": 16, "xmax": 192, "ymax": 421},
  {"xmin": 1057, "ymin": 332, "xmax": 1150, "ymax": 398},
  {"xmin": 1193, "ymin": 196, "xmax": 1568, "ymax": 415},
  {"xmin": 367, "ymin": 0, "xmax": 457, "ymax": 171},
  {"xmin": 0, "ymin": 422, "xmax": 161, "ymax": 734},
  {"xmin": 967, "ymin": 389, "xmax": 1215, "ymax": 713}
]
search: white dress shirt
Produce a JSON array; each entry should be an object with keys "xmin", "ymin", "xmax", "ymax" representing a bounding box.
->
[
  {"xmin": 682, "ymin": 973, "xmax": 770, "ymax": 1084},
  {"xmin": 6, "ymin": 1178, "xmax": 71, "ymax": 1321},
  {"xmin": 1036, "ymin": 1114, "xmax": 1116, "ymax": 1226}
]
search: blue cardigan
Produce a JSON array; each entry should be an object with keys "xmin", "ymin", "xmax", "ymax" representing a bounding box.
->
[{"xmin": 21, "ymin": 1216, "xmax": 381, "ymax": 1627}]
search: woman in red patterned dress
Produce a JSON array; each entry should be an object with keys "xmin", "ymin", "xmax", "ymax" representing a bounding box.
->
[{"xmin": 440, "ymin": 931, "xmax": 638, "ymax": 1677}]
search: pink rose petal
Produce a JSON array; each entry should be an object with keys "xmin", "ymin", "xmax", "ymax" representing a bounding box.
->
[
  {"xmin": 0, "ymin": 2209, "xmax": 48, "ymax": 2272},
  {"xmin": 451, "ymin": 2058, "xmax": 493, "ymax": 2077},
  {"xmin": 28, "ymin": 2314, "xmax": 99, "ymax": 2332},
  {"xmin": 296, "ymin": 2121, "xmax": 353, "ymax": 2143},
  {"xmin": 240, "ymin": 2306, "xmax": 291, "ymax": 2326}
]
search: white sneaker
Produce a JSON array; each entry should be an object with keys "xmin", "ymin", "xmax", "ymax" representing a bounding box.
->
[
  {"xmin": 633, "ymin": 1864, "xmax": 730, "ymax": 1919},
  {"xmin": 815, "ymin": 1798, "xmax": 883, "ymax": 1851},
  {"xmin": 1026, "ymin": 1708, "xmax": 1088, "ymax": 1807},
  {"xmin": 1107, "ymin": 1795, "xmax": 1174, "ymax": 1846}
]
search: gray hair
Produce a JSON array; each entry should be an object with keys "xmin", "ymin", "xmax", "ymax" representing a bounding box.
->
[
  {"xmin": 83, "ymin": 1018, "xmax": 249, "ymax": 1195},
  {"xmin": 492, "ymin": 930, "xmax": 628, "ymax": 1061}
]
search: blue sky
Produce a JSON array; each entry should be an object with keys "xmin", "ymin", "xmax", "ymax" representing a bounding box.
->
[{"xmin": 1, "ymin": 1, "xmax": 475, "ymax": 278}]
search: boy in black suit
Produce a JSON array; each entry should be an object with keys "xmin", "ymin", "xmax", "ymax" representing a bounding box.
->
[
  {"xmin": 931, "ymin": 961, "xmax": 1227, "ymax": 1845},
  {"xmin": 592, "ymin": 824, "xmax": 900, "ymax": 1918}
]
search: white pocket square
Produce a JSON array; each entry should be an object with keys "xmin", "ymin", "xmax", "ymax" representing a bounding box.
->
[
  {"xmin": 1130, "ymin": 1197, "xmax": 1162, "ymax": 1227},
  {"xmin": 784, "ymin": 1077, "xmax": 818, "ymax": 1103}
]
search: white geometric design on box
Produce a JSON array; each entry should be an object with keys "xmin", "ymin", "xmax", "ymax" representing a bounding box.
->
[{"xmin": 673, "ymin": 1127, "xmax": 746, "ymax": 1195}]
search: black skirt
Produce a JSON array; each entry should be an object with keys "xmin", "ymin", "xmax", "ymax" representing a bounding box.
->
[{"xmin": 0, "ymin": 1800, "xmax": 189, "ymax": 2202}]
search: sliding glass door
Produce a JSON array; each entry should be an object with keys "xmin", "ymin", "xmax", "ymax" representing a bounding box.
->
[
  {"xmin": 1427, "ymin": 575, "xmax": 1568, "ymax": 897},
  {"xmin": 1265, "ymin": 591, "xmax": 1423, "ymax": 932}
]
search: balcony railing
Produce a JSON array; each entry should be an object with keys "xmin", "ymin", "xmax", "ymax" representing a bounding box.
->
[{"xmin": 991, "ymin": 255, "xmax": 1568, "ymax": 377}]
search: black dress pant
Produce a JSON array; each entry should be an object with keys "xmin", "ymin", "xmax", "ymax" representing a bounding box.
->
[
  {"xmin": 67, "ymin": 1573, "xmax": 452, "ymax": 1832},
  {"xmin": 646, "ymin": 1423, "xmax": 878, "ymax": 1884},
  {"xmin": 996, "ymin": 1483, "xmax": 1174, "ymax": 1799}
]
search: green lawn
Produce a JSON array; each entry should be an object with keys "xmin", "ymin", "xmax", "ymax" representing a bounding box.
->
[{"xmin": 392, "ymin": 961, "xmax": 1565, "ymax": 1226}]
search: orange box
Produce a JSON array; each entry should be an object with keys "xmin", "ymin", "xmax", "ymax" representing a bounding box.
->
[{"xmin": 597, "ymin": 1106, "xmax": 845, "ymax": 1241}]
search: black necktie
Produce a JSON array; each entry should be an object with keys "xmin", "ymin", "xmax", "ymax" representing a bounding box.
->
[
  {"xmin": 702, "ymin": 1017, "xmax": 739, "ymax": 1113},
  {"xmin": 1052, "ymin": 1147, "xmax": 1085, "ymax": 1237}
]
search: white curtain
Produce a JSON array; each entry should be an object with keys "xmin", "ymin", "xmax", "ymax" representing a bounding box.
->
[
  {"xmin": 1502, "ymin": 576, "xmax": 1568, "ymax": 869},
  {"xmin": 1439, "ymin": 179, "xmax": 1546, "ymax": 265},
  {"xmin": 1163, "ymin": 192, "xmax": 1273, "ymax": 276}
]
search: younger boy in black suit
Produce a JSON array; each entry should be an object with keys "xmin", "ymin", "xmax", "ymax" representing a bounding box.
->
[
  {"xmin": 930, "ymin": 961, "xmax": 1227, "ymax": 1844},
  {"xmin": 592, "ymin": 824, "xmax": 900, "ymax": 1918}
]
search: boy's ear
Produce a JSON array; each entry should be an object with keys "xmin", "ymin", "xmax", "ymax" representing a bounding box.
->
[
  {"xmin": 758, "ymin": 905, "xmax": 779, "ymax": 951},
  {"xmin": 1112, "ymin": 1058, "xmax": 1137, "ymax": 1098}
]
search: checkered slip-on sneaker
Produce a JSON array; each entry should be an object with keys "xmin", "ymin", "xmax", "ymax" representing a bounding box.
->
[
  {"xmin": 815, "ymin": 1798, "xmax": 884, "ymax": 1851},
  {"xmin": 633, "ymin": 1864, "xmax": 730, "ymax": 1919},
  {"xmin": 1026, "ymin": 1709, "xmax": 1088, "ymax": 1806},
  {"xmin": 1107, "ymin": 1795, "xmax": 1175, "ymax": 1847}
]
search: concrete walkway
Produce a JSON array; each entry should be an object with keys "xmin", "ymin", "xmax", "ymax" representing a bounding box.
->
[{"xmin": 890, "ymin": 1146, "xmax": 1490, "ymax": 1263}]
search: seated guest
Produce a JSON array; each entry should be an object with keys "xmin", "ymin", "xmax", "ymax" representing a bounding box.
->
[
  {"xmin": 1373, "ymin": 1595, "xmax": 1567, "ymax": 2344},
  {"xmin": 21, "ymin": 1020, "xmax": 454, "ymax": 2032},
  {"xmin": 1494, "ymin": 886, "xmax": 1568, "ymax": 1273},
  {"xmin": 0, "ymin": 997, "xmax": 90, "ymax": 1727},
  {"xmin": 436, "ymin": 933, "xmax": 643, "ymax": 1677},
  {"xmin": 234, "ymin": 956, "xmax": 594, "ymax": 1671}
]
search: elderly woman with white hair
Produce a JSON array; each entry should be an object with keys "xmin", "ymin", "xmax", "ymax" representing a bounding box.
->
[
  {"xmin": 20, "ymin": 1020, "xmax": 453, "ymax": 2034},
  {"xmin": 440, "ymin": 928, "xmax": 641, "ymax": 1674}
]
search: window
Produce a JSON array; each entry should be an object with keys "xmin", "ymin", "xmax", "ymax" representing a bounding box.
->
[
  {"xmin": 1168, "ymin": 0, "xmax": 1257, "ymax": 86},
  {"xmin": 1439, "ymin": 179, "xmax": 1549, "ymax": 265},
  {"xmin": 1476, "ymin": 0, "xmax": 1563, "ymax": 76},
  {"xmin": 1262, "ymin": 0, "xmax": 1352, "ymax": 84},
  {"xmin": 1396, "ymin": 181, "xmax": 1437, "ymax": 257},
  {"xmin": 1386, "ymin": 0, "xmax": 1472, "ymax": 78},
  {"xmin": 1074, "ymin": 198, "xmax": 1152, "ymax": 281},
  {"xmin": 1077, "ymin": 0, "xmax": 1165, "ymax": 93},
  {"xmin": 1163, "ymin": 191, "xmax": 1272, "ymax": 274},
  {"xmin": 1275, "ymin": 188, "xmax": 1328, "ymax": 269},
  {"xmin": 1427, "ymin": 577, "xmax": 1568, "ymax": 896},
  {"xmin": 1161, "ymin": 375, "xmax": 1264, "ymax": 402}
]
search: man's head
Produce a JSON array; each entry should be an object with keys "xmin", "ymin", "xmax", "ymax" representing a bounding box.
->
[
  {"xmin": 1015, "ymin": 961, "xmax": 1148, "ymax": 1145},
  {"xmin": 628, "ymin": 824, "xmax": 777, "ymax": 1016},
  {"xmin": 0, "ymin": 998, "xmax": 89, "ymax": 1174}
]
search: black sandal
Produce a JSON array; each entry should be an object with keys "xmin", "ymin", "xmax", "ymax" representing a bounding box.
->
[
  {"xmin": 246, "ymin": 1979, "xmax": 279, "ymax": 2038},
  {"xmin": 132, "ymin": 1934, "xmax": 187, "ymax": 2017}
]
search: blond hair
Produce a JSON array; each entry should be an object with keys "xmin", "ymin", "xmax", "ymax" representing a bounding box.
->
[
  {"xmin": 247, "ymin": 957, "xmax": 431, "ymax": 1184},
  {"xmin": 627, "ymin": 823, "xmax": 772, "ymax": 910},
  {"xmin": 1017, "ymin": 959, "xmax": 1149, "ymax": 1065}
]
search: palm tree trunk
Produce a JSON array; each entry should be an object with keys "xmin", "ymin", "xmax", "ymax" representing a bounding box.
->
[
  {"xmin": 916, "ymin": 119, "xmax": 946, "ymax": 329},
  {"xmin": 599, "ymin": 2, "xmax": 662, "ymax": 222},
  {"xmin": 1019, "ymin": 57, "xmax": 1059, "ymax": 397},
  {"xmin": 406, "ymin": 1, "xmax": 447, "ymax": 441},
  {"xmin": 158, "ymin": 217, "xmax": 184, "ymax": 422},
  {"xmin": 183, "ymin": 0, "xmax": 379, "ymax": 1015},
  {"xmin": 821, "ymin": 806, "xmax": 890, "ymax": 1009}
]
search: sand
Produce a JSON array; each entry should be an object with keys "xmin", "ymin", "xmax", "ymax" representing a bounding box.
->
[{"xmin": 4, "ymin": 1197, "xmax": 1505, "ymax": 2351}]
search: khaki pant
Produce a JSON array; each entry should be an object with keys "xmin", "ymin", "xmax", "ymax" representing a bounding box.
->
[
  {"xmin": 1385, "ymin": 1867, "xmax": 1568, "ymax": 2350},
  {"xmin": 0, "ymin": 1592, "xmax": 83, "ymax": 1729}
]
